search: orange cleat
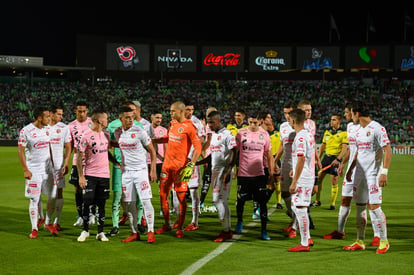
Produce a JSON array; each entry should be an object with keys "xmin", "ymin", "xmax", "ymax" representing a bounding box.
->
[
  {"xmin": 376, "ymin": 240, "xmax": 389, "ymax": 254},
  {"xmin": 370, "ymin": 236, "xmax": 380, "ymax": 246},
  {"xmin": 29, "ymin": 229, "xmax": 38, "ymax": 239},
  {"xmin": 147, "ymin": 231, "xmax": 156, "ymax": 243},
  {"xmin": 288, "ymin": 244, "xmax": 310, "ymax": 252},
  {"xmin": 184, "ymin": 222, "xmax": 199, "ymax": 231},
  {"xmin": 155, "ymin": 224, "xmax": 172, "ymax": 234},
  {"xmin": 122, "ymin": 233, "xmax": 140, "ymax": 242},
  {"xmin": 176, "ymin": 229, "xmax": 184, "ymax": 238},
  {"xmin": 343, "ymin": 240, "xmax": 365, "ymax": 250},
  {"xmin": 288, "ymin": 229, "xmax": 297, "ymax": 238},
  {"xmin": 323, "ymin": 230, "xmax": 345, "ymax": 239},
  {"xmin": 44, "ymin": 224, "xmax": 59, "ymax": 235},
  {"xmin": 214, "ymin": 230, "xmax": 233, "ymax": 242}
]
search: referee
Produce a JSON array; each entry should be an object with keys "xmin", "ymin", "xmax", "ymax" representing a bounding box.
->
[{"xmin": 311, "ymin": 114, "xmax": 348, "ymax": 210}]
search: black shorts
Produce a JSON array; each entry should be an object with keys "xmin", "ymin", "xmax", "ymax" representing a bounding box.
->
[
  {"xmin": 69, "ymin": 166, "xmax": 79, "ymax": 186},
  {"xmin": 237, "ymin": 175, "xmax": 267, "ymax": 202},
  {"xmin": 83, "ymin": 176, "xmax": 110, "ymax": 204},
  {"xmin": 321, "ymin": 155, "xmax": 338, "ymax": 176}
]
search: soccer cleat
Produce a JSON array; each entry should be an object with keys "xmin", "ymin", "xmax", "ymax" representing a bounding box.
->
[
  {"xmin": 260, "ymin": 230, "xmax": 271, "ymax": 241},
  {"xmin": 235, "ymin": 221, "xmax": 243, "ymax": 234},
  {"xmin": 323, "ymin": 230, "xmax": 345, "ymax": 239},
  {"xmin": 73, "ymin": 217, "xmax": 83, "ymax": 227},
  {"xmin": 172, "ymin": 221, "xmax": 179, "ymax": 229},
  {"xmin": 88, "ymin": 214, "xmax": 96, "ymax": 226},
  {"xmin": 288, "ymin": 244, "xmax": 310, "ymax": 252},
  {"xmin": 147, "ymin": 231, "xmax": 156, "ymax": 243},
  {"xmin": 214, "ymin": 230, "xmax": 233, "ymax": 242},
  {"xmin": 155, "ymin": 224, "xmax": 172, "ymax": 234},
  {"xmin": 343, "ymin": 240, "xmax": 365, "ymax": 250},
  {"xmin": 308, "ymin": 238, "xmax": 314, "ymax": 247},
  {"xmin": 137, "ymin": 224, "xmax": 146, "ymax": 235},
  {"xmin": 118, "ymin": 215, "xmax": 128, "ymax": 226},
  {"xmin": 29, "ymin": 229, "xmax": 38, "ymax": 239},
  {"xmin": 284, "ymin": 222, "xmax": 293, "ymax": 232},
  {"xmin": 288, "ymin": 229, "xmax": 297, "ymax": 238},
  {"xmin": 184, "ymin": 222, "xmax": 199, "ymax": 231},
  {"xmin": 370, "ymin": 236, "xmax": 380, "ymax": 246},
  {"xmin": 122, "ymin": 233, "xmax": 139, "ymax": 242},
  {"xmin": 329, "ymin": 205, "xmax": 336, "ymax": 210},
  {"xmin": 96, "ymin": 232, "xmax": 109, "ymax": 242},
  {"xmin": 37, "ymin": 218, "xmax": 45, "ymax": 228},
  {"xmin": 54, "ymin": 223, "xmax": 61, "ymax": 231},
  {"xmin": 44, "ymin": 224, "xmax": 59, "ymax": 236},
  {"xmin": 276, "ymin": 203, "xmax": 284, "ymax": 209},
  {"xmin": 310, "ymin": 201, "xmax": 321, "ymax": 208},
  {"xmin": 252, "ymin": 210, "xmax": 260, "ymax": 220},
  {"xmin": 376, "ymin": 240, "xmax": 389, "ymax": 254},
  {"xmin": 77, "ymin": 230, "xmax": 90, "ymax": 242},
  {"xmin": 109, "ymin": 227, "xmax": 119, "ymax": 236},
  {"xmin": 141, "ymin": 217, "xmax": 147, "ymax": 227},
  {"xmin": 176, "ymin": 229, "xmax": 184, "ymax": 238}
]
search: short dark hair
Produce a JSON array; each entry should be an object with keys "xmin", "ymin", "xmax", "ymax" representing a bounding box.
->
[
  {"xmin": 284, "ymin": 101, "xmax": 296, "ymax": 109},
  {"xmin": 33, "ymin": 106, "xmax": 49, "ymax": 120},
  {"xmin": 207, "ymin": 110, "xmax": 220, "ymax": 119},
  {"xmin": 258, "ymin": 110, "xmax": 270, "ymax": 120},
  {"xmin": 91, "ymin": 109, "xmax": 106, "ymax": 123},
  {"xmin": 247, "ymin": 111, "xmax": 260, "ymax": 119},
  {"xmin": 50, "ymin": 104, "xmax": 63, "ymax": 113},
  {"xmin": 289, "ymin": 108, "xmax": 306, "ymax": 124},
  {"xmin": 75, "ymin": 100, "xmax": 88, "ymax": 108},
  {"xmin": 119, "ymin": 106, "xmax": 133, "ymax": 114},
  {"xmin": 351, "ymin": 101, "xmax": 370, "ymax": 117}
]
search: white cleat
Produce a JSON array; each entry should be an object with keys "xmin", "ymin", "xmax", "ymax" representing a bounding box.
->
[
  {"xmin": 88, "ymin": 215, "xmax": 96, "ymax": 226},
  {"xmin": 73, "ymin": 217, "xmax": 83, "ymax": 227},
  {"xmin": 77, "ymin": 230, "xmax": 90, "ymax": 242},
  {"xmin": 96, "ymin": 232, "xmax": 109, "ymax": 241}
]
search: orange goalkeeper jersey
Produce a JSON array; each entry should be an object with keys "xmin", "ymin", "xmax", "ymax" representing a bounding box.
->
[{"xmin": 163, "ymin": 119, "xmax": 202, "ymax": 170}]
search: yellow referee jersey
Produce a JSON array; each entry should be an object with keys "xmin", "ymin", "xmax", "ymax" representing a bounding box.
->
[
  {"xmin": 270, "ymin": 131, "xmax": 282, "ymax": 156},
  {"xmin": 226, "ymin": 123, "xmax": 248, "ymax": 137},
  {"xmin": 322, "ymin": 128, "xmax": 348, "ymax": 156}
]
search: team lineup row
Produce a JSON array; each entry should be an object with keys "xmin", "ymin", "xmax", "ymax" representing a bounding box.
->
[{"xmin": 17, "ymin": 98, "xmax": 391, "ymax": 253}]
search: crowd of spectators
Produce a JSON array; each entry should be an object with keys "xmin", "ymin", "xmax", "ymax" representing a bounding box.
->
[{"xmin": 1, "ymin": 78, "xmax": 413, "ymax": 145}]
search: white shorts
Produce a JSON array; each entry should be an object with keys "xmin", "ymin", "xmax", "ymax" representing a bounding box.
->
[
  {"xmin": 25, "ymin": 172, "xmax": 55, "ymax": 199},
  {"xmin": 188, "ymin": 165, "xmax": 201, "ymax": 188},
  {"xmin": 280, "ymin": 164, "xmax": 292, "ymax": 192},
  {"xmin": 341, "ymin": 165, "xmax": 365, "ymax": 197},
  {"xmin": 291, "ymin": 181, "xmax": 313, "ymax": 207},
  {"xmin": 122, "ymin": 170, "xmax": 152, "ymax": 202},
  {"xmin": 353, "ymin": 168, "xmax": 382, "ymax": 205},
  {"xmin": 51, "ymin": 168, "xmax": 66, "ymax": 189},
  {"xmin": 211, "ymin": 166, "xmax": 232, "ymax": 203}
]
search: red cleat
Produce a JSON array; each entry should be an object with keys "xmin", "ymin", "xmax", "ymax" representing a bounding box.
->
[
  {"xmin": 370, "ymin": 236, "xmax": 380, "ymax": 246},
  {"xmin": 288, "ymin": 229, "xmax": 296, "ymax": 238},
  {"xmin": 155, "ymin": 224, "xmax": 172, "ymax": 234},
  {"xmin": 288, "ymin": 244, "xmax": 310, "ymax": 252},
  {"xmin": 29, "ymin": 229, "xmax": 38, "ymax": 239},
  {"xmin": 122, "ymin": 233, "xmax": 139, "ymax": 242},
  {"xmin": 376, "ymin": 241, "xmax": 389, "ymax": 254},
  {"xmin": 147, "ymin": 231, "xmax": 156, "ymax": 243},
  {"xmin": 323, "ymin": 230, "xmax": 345, "ymax": 239},
  {"xmin": 343, "ymin": 240, "xmax": 365, "ymax": 251},
  {"xmin": 44, "ymin": 224, "xmax": 59, "ymax": 235},
  {"xmin": 176, "ymin": 229, "xmax": 184, "ymax": 238},
  {"xmin": 172, "ymin": 221, "xmax": 179, "ymax": 229},
  {"xmin": 118, "ymin": 215, "xmax": 128, "ymax": 226},
  {"xmin": 184, "ymin": 222, "xmax": 199, "ymax": 231},
  {"xmin": 214, "ymin": 230, "xmax": 233, "ymax": 242},
  {"xmin": 308, "ymin": 238, "xmax": 314, "ymax": 247},
  {"xmin": 141, "ymin": 217, "xmax": 147, "ymax": 227},
  {"xmin": 37, "ymin": 218, "xmax": 45, "ymax": 229},
  {"xmin": 284, "ymin": 222, "xmax": 293, "ymax": 232},
  {"xmin": 54, "ymin": 223, "xmax": 61, "ymax": 231}
]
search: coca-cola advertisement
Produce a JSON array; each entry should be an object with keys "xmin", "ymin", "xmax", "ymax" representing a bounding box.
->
[{"xmin": 202, "ymin": 46, "xmax": 244, "ymax": 72}]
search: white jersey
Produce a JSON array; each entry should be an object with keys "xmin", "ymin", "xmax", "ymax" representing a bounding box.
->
[
  {"xmin": 292, "ymin": 129, "xmax": 315, "ymax": 183},
  {"xmin": 304, "ymin": 118, "xmax": 316, "ymax": 138},
  {"xmin": 355, "ymin": 120, "xmax": 390, "ymax": 176},
  {"xmin": 209, "ymin": 127, "xmax": 237, "ymax": 168},
  {"xmin": 188, "ymin": 115, "xmax": 206, "ymax": 159},
  {"xmin": 116, "ymin": 124, "xmax": 151, "ymax": 171},
  {"xmin": 49, "ymin": 122, "xmax": 72, "ymax": 169},
  {"xmin": 18, "ymin": 123, "xmax": 52, "ymax": 174},
  {"xmin": 346, "ymin": 122, "xmax": 361, "ymax": 165},
  {"xmin": 279, "ymin": 121, "xmax": 295, "ymax": 170},
  {"xmin": 138, "ymin": 117, "xmax": 155, "ymax": 138}
]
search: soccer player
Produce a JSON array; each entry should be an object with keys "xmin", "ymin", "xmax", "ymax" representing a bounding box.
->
[
  {"xmin": 196, "ymin": 110, "xmax": 237, "ymax": 242},
  {"xmin": 234, "ymin": 111, "xmax": 274, "ymax": 241},
  {"xmin": 18, "ymin": 106, "xmax": 55, "ymax": 238},
  {"xmin": 343, "ymin": 101, "xmax": 391, "ymax": 254},
  {"xmin": 269, "ymin": 121, "xmax": 283, "ymax": 210},
  {"xmin": 274, "ymin": 101, "xmax": 297, "ymax": 237},
  {"xmin": 149, "ymin": 110, "xmax": 168, "ymax": 181},
  {"xmin": 107, "ymin": 101, "xmax": 144, "ymax": 236},
  {"xmin": 311, "ymin": 114, "xmax": 348, "ymax": 210},
  {"xmin": 48, "ymin": 105, "xmax": 72, "ymax": 231},
  {"xmin": 226, "ymin": 109, "xmax": 248, "ymax": 137},
  {"xmin": 288, "ymin": 108, "xmax": 315, "ymax": 252},
  {"xmin": 68, "ymin": 100, "xmax": 94, "ymax": 227},
  {"xmin": 76, "ymin": 109, "xmax": 115, "ymax": 242},
  {"xmin": 153, "ymin": 101, "xmax": 202, "ymax": 238},
  {"xmin": 114, "ymin": 106, "xmax": 157, "ymax": 243},
  {"xmin": 323, "ymin": 103, "xmax": 380, "ymax": 244}
]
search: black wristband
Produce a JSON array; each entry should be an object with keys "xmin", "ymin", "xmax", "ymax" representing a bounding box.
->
[{"xmin": 336, "ymin": 158, "xmax": 341, "ymax": 162}]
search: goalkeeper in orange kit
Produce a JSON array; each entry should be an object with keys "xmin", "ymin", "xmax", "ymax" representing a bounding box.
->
[{"xmin": 152, "ymin": 101, "xmax": 202, "ymax": 238}]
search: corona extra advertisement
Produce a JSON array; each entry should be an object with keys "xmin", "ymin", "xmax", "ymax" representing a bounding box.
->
[{"xmin": 249, "ymin": 47, "xmax": 292, "ymax": 72}]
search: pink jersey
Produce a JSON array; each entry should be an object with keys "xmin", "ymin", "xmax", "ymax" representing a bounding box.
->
[
  {"xmin": 236, "ymin": 127, "xmax": 270, "ymax": 177},
  {"xmin": 292, "ymin": 129, "xmax": 315, "ymax": 183},
  {"xmin": 18, "ymin": 123, "xmax": 52, "ymax": 174},
  {"xmin": 68, "ymin": 117, "xmax": 93, "ymax": 165},
  {"xmin": 148, "ymin": 125, "xmax": 168, "ymax": 164},
  {"xmin": 210, "ymin": 127, "xmax": 237, "ymax": 167},
  {"xmin": 355, "ymin": 120, "xmax": 390, "ymax": 175},
  {"xmin": 304, "ymin": 118, "xmax": 316, "ymax": 137},
  {"xmin": 49, "ymin": 122, "xmax": 72, "ymax": 170},
  {"xmin": 116, "ymin": 124, "xmax": 151, "ymax": 171},
  {"xmin": 279, "ymin": 121, "xmax": 295, "ymax": 170},
  {"xmin": 78, "ymin": 129, "xmax": 110, "ymax": 178}
]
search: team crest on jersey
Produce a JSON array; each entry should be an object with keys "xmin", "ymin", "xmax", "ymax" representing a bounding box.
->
[
  {"xmin": 159, "ymin": 130, "xmax": 163, "ymax": 135},
  {"xmin": 56, "ymin": 129, "xmax": 61, "ymax": 134},
  {"xmin": 259, "ymin": 134, "xmax": 263, "ymax": 139},
  {"xmin": 178, "ymin": 127, "xmax": 184, "ymax": 133},
  {"xmin": 217, "ymin": 136, "xmax": 222, "ymax": 140},
  {"xmin": 81, "ymin": 140, "xmax": 87, "ymax": 147},
  {"xmin": 131, "ymin": 133, "xmax": 136, "ymax": 138},
  {"xmin": 88, "ymin": 123, "xmax": 93, "ymax": 128},
  {"xmin": 367, "ymin": 131, "xmax": 371, "ymax": 137},
  {"xmin": 32, "ymin": 133, "xmax": 37, "ymax": 138},
  {"xmin": 46, "ymin": 131, "xmax": 49, "ymax": 136}
]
